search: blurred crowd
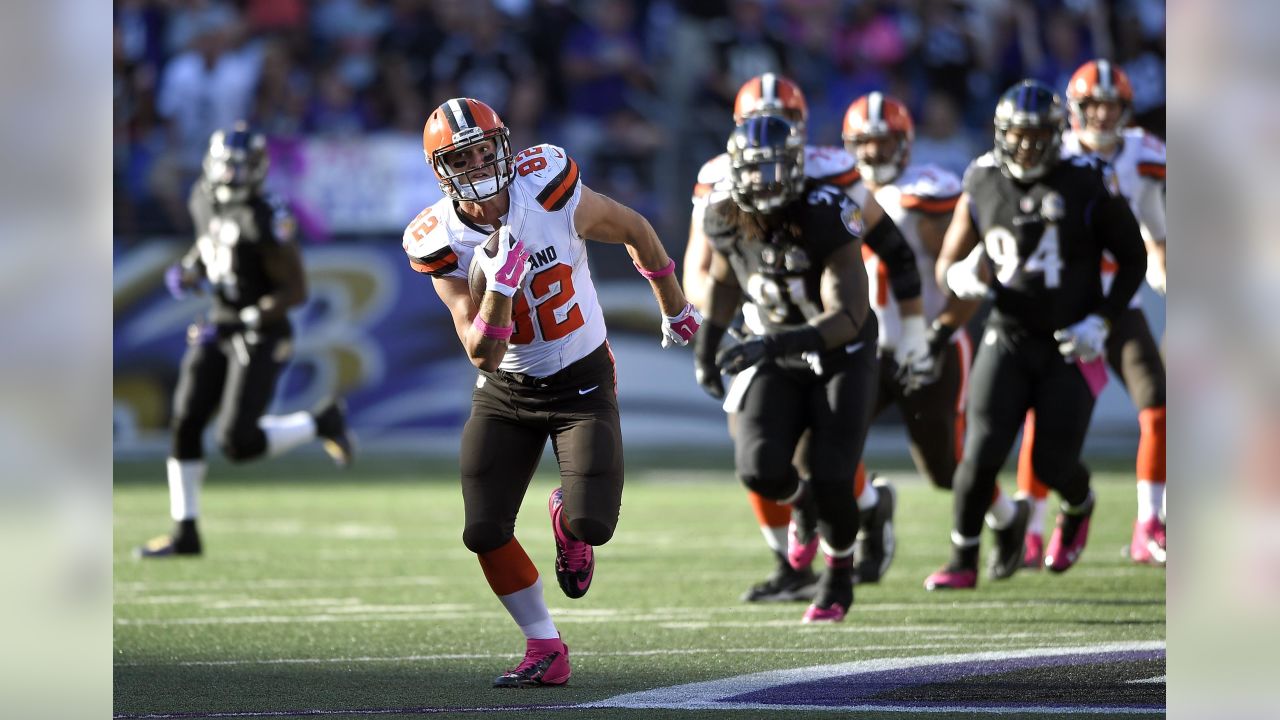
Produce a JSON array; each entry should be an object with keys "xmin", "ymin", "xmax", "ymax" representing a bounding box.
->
[{"xmin": 113, "ymin": 0, "xmax": 1165, "ymax": 250}]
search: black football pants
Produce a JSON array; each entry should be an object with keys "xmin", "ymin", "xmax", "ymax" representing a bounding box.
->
[
  {"xmin": 459, "ymin": 342, "xmax": 623, "ymax": 555},
  {"xmin": 733, "ymin": 340, "xmax": 878, "ymax": 553},
  {"xmin": 953, "ymin": 324, "xmax": 1096, "ymax": 540},
  {"xmin": 170, "ymin": 326, "xmax": 290, "ymax": 462},
  {"xmin": 873, "ymin": 337, "xmax": 967, "ymax": 490}
]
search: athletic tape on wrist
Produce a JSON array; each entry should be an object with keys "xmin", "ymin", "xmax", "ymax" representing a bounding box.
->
[
  {"xmin": 634, "ymin": 258, "xmax": 675, "ymax": 280},
  {"xmin": 472, "ymin": 314, "xmax": 514, "ymax": 340}
]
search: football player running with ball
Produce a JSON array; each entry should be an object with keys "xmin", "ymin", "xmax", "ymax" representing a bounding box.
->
[
  {"xmin": 403, "ymin": 98, "xmax": 699, "ymax": 687},
  {"xmin": 693, "ymin": 115, "xmax": 881, "ymax": 623},
  {"xmin": 926, "ymin": 81, "xmax": 1147, "ymax": 590}
]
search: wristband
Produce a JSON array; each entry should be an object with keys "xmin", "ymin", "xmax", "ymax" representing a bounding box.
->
[
  {"xmin": 634, "ymin": 258, "xmax": 675, "ymax": 280},
  {"xmin": 472, "ymin": 314, "xmax": 514, "ymax": 340}
]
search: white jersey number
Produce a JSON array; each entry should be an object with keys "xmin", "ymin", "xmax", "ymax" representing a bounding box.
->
[{"xmin": 983, "ymin": 225, "xmax": 1062, "ymax": 288}]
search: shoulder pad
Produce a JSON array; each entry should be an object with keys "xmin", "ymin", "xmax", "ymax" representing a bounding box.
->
[
  {"xmin": 804, "ymin": 184, "xmax": 863, "ymax": 239},
  {"xmin": 805, "ymin": 145, "xmax": 860, "ymax": 187},
  {"xmin": 1126, "ymin": 128, "xmax": 1166, "ymax": 180},
  {"xmin": 898, "ymin": 164, "xmax": 961, "ymax": 213},
  {"xmin": 512, "ymin": 144, "xmax": 580, "ymax": 212},
  {"xmin": 703, "ymin": 197, "xmax": 740, "ymax": 251},
  {"xmin": 693, "ymin": 153, "xmax": 730, "ymax": 204},
  {"xmin": 403, "ymin": 201, "xmax": 459, "ymax": 277}
]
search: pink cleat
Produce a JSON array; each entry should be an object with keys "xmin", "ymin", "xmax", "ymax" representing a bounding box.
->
[
  {"xmin": 493, "ymin": 637, "xmax": 571, "ymax": 688},
  {"xmin": 802, "ymin": 603, "xmax": 847, "ymax": 623},
  {"xmin": 548, "ymin": 488, "xmax": 594, "ymax": 599},
  {"xmin": 1023, "ymin": 532, "xmax": 1045, "ymax": 569},
  {"xmin": 924, "ymin": 565, "xmax": 978, "ymax": 591},
  {"xmin": 1045, "ymin": 495, "xmax": 1095, "ymax": 573},
  {"xmin": 1128, "ymin": 517, "xmax": 1166, "ymax": 565},
  {"xmin": 786, "ymin": 485, "xmax": 820, "ymax": 570}
]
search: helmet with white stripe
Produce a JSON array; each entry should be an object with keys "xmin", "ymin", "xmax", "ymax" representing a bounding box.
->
[
  {"xmin": 1066, "ymin": 59, "xmax": 1134, "ymax": 151},
  {"xmin": 423, "ymin": 98, "xmax": 514, "ymax": 202}
]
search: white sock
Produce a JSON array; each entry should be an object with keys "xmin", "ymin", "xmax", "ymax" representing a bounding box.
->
[
  {"xmin": 760, "ymin": 525, "xmax": 787, "ymax": 553},
  {"xmin": 856, "ymin": 480, "xmax": 879, "ymax": 511},
  {"xmin": 1136, "ymin": 480, "xmax": 1164, "ymax": 522},
  {"xmin": 167, "ymin": 457, "xmax": 206, "ymax": 521},
  {"xmin": 259, "ymin": 411, "xmax": 317, "ymax": 457},
  {"xmin": 498, "ymin": 578, "xmax": 559, "ymax": 640},
  {"xmin": 1026, "ymin": 497, "xmax": 1048, "ymax": 537},
  {"xmin": 985, "ymin": 492, "xmax": 1017, "ymax": 530},
  {"xmin": 950, "ymin": 531, "xmax": 980, "ymax": 548}
]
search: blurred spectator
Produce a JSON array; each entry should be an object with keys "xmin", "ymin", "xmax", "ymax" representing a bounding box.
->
[
  {"xmin": 150, "ymin": 12, "xmax": 262, "ymax": 231},
  {"xmin": 431, "ymin": 2, "xmax": 541, "ymax": 142},
  {"xmin": 909, "ymin": 90, "xmax": 977, "ymax": 178},
  {"xmin": 251, "ymin": 39, "xmax": 311, "ymax": 137},
  {"xmin": 918, "ymin": 0, "xmax": 981, "ymax": 109},
  {"xmin": 704, "ymin": 0, "xmax": 791, "ymax": 111},
  {"xmin": 311, "ymin": 0, "xmax": 392, "ymax": 91},
  {"xmin": 305, "ymin": 62, "xmax": 373, "ymax": 136},
  {"xmin": 560, "ymin": 0, "xmax": 659, "ymax": 170},
  {"xmin": 164, "ymin": 0, "xmax": 239, "ymax": 57}
]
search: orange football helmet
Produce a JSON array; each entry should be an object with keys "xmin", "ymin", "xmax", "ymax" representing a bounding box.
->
[
  {"xmin": 842, "ymin": 92, "xmax": 914, "ymax": 185},
  {"xmin": 733, "ymin": 73, "xmax": 808, "ymax": 134},
  {"xmin": 1066, "ymin": 59, "xmax": 1133, "ymax": 150},
  {"xmin": 422, "ymin": 98, "xmax": 514, "ymax": 202}
]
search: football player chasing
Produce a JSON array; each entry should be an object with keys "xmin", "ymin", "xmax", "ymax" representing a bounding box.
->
[
  {"xmin": 1014, "ymin": 60, "xmax": 1168, "ymax": 567},
  {"xmin": 693, "ymin": 114, "xmax": 880, "ymax": 623},
  {"xmin": 135, "ymin": 123, "xmax": 355, "ymax": 559},
  {"xmin": 926, "ymin": 81, "xmax": 1147, "ymax": 590},
  {"xmin": 404, "ymin": 98, "xmax": 699, "ymax": 687},
  {"xmin": 683, "ymin": 74, "xmax": 912, "ymax": 602},
  {"xmin": 842, "ymin": 92, "xmax": 1029, "ymax": 583}
]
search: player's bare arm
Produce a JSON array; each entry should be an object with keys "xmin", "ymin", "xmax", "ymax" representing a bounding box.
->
[
  {"xmin": 431, "ymin": 274, "xmax": 511, "ymax": 372},
  {"xmin": 250, "ymin": 240, "xmax": 308, "ymax": 327},
  {"xmin": 814, "ymin": 240, "xmax": 871, "ymax": 347},
  {"xmin": 682, "ymin": 202, "xmax": 714, "ymax": 310},
  {"xmin": 1093, "ymin": 192, "xmax": 1148, "ymax": 321},
  {"xmin": 575, "ymin": 184, "xmax": 689, "ymax": 317},
  {"xmin": 935, "ymin": 192, "xmax": 981, "ymax": 289}
]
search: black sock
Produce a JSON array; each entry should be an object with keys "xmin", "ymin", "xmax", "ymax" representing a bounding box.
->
[{"xmin": 950, "ymin": 544, "xmax": 979, "ymax": 570}]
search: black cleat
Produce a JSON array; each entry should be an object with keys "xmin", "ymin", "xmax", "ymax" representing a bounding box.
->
[
  {"xmin": 803, "ymin": 555, "xmax": 855, "ymax": 623},
  {"xmin": 134, "ymin": 533, "xmax": 201, "ymax": 559},
  {"xmin": 741, "ymin": 552, "xmax": 819, "ymax": 602},
  {"xmin": 314, "ymin": 399, "xmax": 355, "ymax": 467},
  {"xmin": 855, "ymin": 475, "xmax": 897, "ymax": 584},
  {"xmin": 989, "ymin": 498, "xmax": 1031, "ymax": 580}
]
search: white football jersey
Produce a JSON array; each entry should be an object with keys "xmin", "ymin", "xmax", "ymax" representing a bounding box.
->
[
  {"xmin": 691, "ymin": 145, "xmax": 870, "ymax": 209},
  {"xmin": 403, "ymin": 144, "xmax": 607, "ymax": 377},
  {"xmin": 864, "ymin": 163, "xmax": 961, "ymax": 349},
  {"xmin": 1062, "ymin": 126, "xmax": 1166, "ymax": 305}
]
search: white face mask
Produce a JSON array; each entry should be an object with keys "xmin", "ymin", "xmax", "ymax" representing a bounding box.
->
[
  {"xmin": 452, "ymin": 175, "xmax": 502, "ymax": 201},
  {"xmin": 859, "ymin": 161, "xmax": 901, "ymax": 185}
]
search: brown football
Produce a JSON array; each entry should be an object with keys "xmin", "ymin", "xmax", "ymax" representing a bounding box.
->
[{"xmin": 468, "ymin": 229, "xmax": 503, "ymax": 304}]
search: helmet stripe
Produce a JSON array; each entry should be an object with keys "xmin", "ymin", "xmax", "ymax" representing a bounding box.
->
[
  {"xmin": 444, "ymin": 99, "xmax": 467, "ymax": 132},
  {"xmin": 868, "ymin": 92, "xmax": 884, "ymax": 125},
  {"xmin": 459, "ymin": 99, "xmax": 479, "ymax": 128},
  {"xmin": 761, "ymin": 73, "xmax": 777, "ymax": 105},
  {"xmin": 1097, "ymin": 59, "xmax": 1113, "ymax": 94}
]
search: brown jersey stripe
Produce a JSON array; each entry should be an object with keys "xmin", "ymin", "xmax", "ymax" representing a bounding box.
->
[
  {"xmin": 409, "ymin": 247, "xmax": 459, "ymax": 275},
  {"xmin": 901, "ymin": 193, "xmax": 961, "ymax": 214},
  {"xmin": 1137, "ymin": 162, "xmax": 1166, "ymax": 180},
  {"xmin": 818, "ymin": 167, "xmax": 861, "ymax": 188},
  {"xmin": 537, "ymin": 158, "xmax": 580, "ymax": 211}
]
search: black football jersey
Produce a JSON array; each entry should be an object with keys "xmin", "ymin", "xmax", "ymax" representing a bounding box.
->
[
  {"xmin": 963, "ymin": 153, "xmax": 1146, "ymax": 336},
  {"xmin": 187, "ymin": 182, "xmax": 298, "ymax": 328},
  {"xmin": 704, "ymin": 184, "xmax": 866, "ymax": 335}
]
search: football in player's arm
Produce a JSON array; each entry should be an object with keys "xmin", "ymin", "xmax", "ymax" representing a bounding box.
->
[
  {"xmin": 925, "ymin": 81, "xmax": 1146, "ymax": 590},
  {"xmin": 405, "ymin": 98, "xmax": 698, "ymax": 688}
]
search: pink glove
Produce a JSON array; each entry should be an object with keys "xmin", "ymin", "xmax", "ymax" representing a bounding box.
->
[
  {"xmin": 661, "ymin": 302, "xmax": 702, "ymax": 348},
  {"xmin": 478, "ymin": 226, "xmax": 532, "ymax": 297}
]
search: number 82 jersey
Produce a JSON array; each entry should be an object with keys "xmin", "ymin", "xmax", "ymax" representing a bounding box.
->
[
  {"xmin": 402, "ymin": 144, "xmax": 607, "ymax": 377},
  {"xmin": 963, "ymin": 152, "xmax": 1141, "ymax": 337}
]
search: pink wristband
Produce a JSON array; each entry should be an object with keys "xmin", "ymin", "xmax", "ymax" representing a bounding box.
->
[
  {"xmin": 472, "ymin": 314, "xmax": 514, "ymax": 340},
  {"xmin": 634, "ymin": 258, "xmax": 675, "ymax": 280}
]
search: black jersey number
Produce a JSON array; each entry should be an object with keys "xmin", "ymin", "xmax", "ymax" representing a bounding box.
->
[{"xmin": 983, "ymin": 225, "xmax": 1062, "ymax": 288}]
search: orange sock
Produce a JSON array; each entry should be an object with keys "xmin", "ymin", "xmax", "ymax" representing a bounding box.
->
[
  {"xmin": 747, "ymin": 490, "xmax": 791, "ymax": 528},
  {"xmin": 478, "ymin": 538, "xmax": 540, "ymax": 596},
  {"xmin": 853, "ymin": 462, "xmax": 867, "ymax": 498},
  {"xmin": 1016, "ymin": 410, "xmax": 1050, "ymax": 500},
  {"xmin": 1137, "ymin": 406, "xmax": 1166, "ymax": 483}
]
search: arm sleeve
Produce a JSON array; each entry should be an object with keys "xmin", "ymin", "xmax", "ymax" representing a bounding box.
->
[
  {"xmin": 861, "ymin": 215, "xmax": 922, "ymax": 302},
  {"xmin": 1093, "ymin": 192, "xmax": 1147, "ymax": 322}
]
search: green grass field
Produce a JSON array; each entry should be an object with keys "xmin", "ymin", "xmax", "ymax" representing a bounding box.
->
[{"xmin": 113, "ymin": 456, "xmax": 1165, "ymax": 719}]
